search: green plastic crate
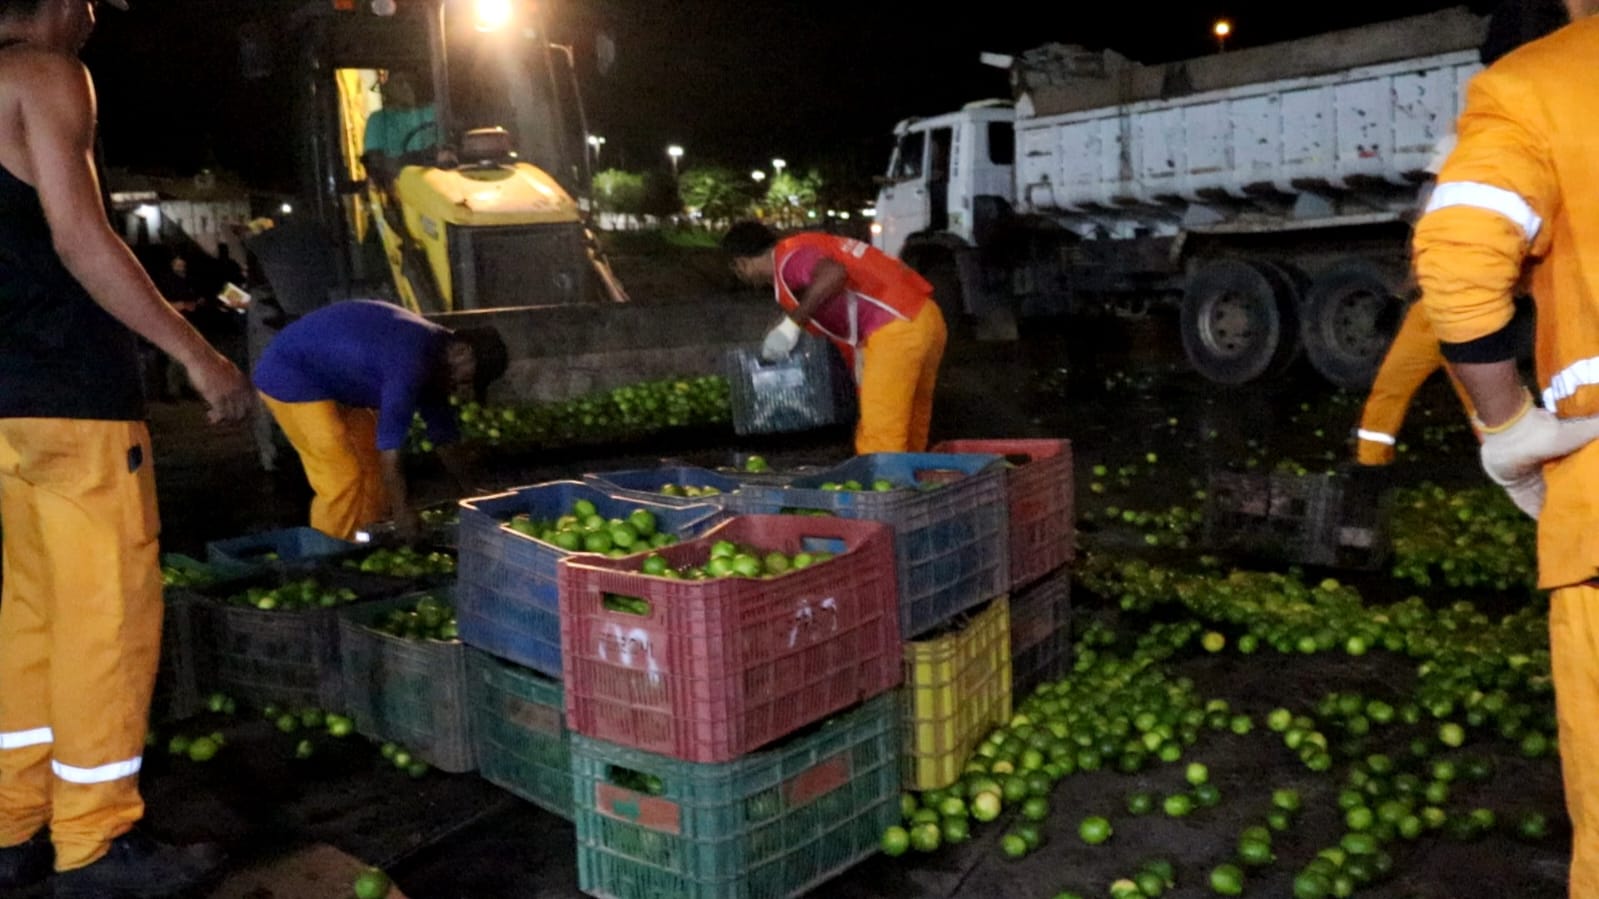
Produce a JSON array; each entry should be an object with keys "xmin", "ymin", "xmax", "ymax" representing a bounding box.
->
[
  {"xmin": 338, "ymin": 590, "xmax": 475, "ymax": 773},
  {"xmin": 572, "ymin": 693, "xmax": 898, "ymax": 899},
  {"xmin": 467, "ymin": 649, "xmax": 573, "ymax": 819}
]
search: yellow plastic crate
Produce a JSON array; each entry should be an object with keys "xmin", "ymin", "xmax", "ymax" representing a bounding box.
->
[{"xmin": 900, "ymin": 596, "xmax": 1012, "ymax": 790}]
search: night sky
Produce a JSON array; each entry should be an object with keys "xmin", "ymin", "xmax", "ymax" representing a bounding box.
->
[{"xmin": 81, "ymin": 0, "xmax": 1498, "ymax": 194}]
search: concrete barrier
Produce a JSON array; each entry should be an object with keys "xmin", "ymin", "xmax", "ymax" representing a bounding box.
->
[{"xmin": 428, "ymin": 296, "xmax": 775, "ymax": 405}]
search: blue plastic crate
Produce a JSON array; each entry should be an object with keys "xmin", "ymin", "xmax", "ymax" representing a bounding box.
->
[
  {"xmin": 727, "ymin": 453, "xmax": 1010, "ymax": 639},
  {"xmin": 456, "ymin": 481, "xmax": 723, "ymax": 676},
  {"xmin": 582, "ymin": 466, "xmax": 745, "ymax": 509},
  {"xmin": 206, "ymin": 527, "xmax": 356, "ymax": 575}
]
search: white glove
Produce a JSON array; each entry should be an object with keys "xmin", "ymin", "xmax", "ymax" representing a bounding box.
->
[
  {"xmin": 760, "ymin": 317, "xmax": 802, "ymax": 362},
  {"xmin": 1476, "ymin": 392, "xmax": 1599, "ymax": 519}
]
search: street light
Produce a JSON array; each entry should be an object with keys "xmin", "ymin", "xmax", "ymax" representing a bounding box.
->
[
  {"xmin": 771, "ymin": 158, "xmax": 786, "ymax": 175},
  {"xmin": 667, "ymin": 144, "xmax": 684, "ymax": 177},
  {"xmin": 751, "ymin": 170, "xmax": 766, "ymax": 183},
  {"xmin": 474, "ymin": 0, "xmax": 514, "ymax": 32},
  {"xmin": 1213, "ymin": 19, "xmax": 1232, "ymax": 52},
  {"xmin": 587, "ymin": 134, "xmax": 606, "ymax": 165}
]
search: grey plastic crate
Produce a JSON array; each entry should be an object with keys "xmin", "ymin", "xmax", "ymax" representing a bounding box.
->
[
  {"xmin": 725, "ymin": 337, "xmax": 844, "ymax": 436},
  {"xmin": 339, "ymin": 590, "xmax": 475, "ymax": 773}
]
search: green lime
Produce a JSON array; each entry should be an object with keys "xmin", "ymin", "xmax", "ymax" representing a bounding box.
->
[
  {"xmin": 1021, "ymin": 796, "xmax": 1049, "ymax": 822},
  {"xmin": 1210, "ymin": 863, "xmax": 1244, "ymax": 895},
  {"xmin": 186, "ymin": 736, "xmax": 218, "ymax": 763},
  {"xmin": 1078, "ymin": 815, "xmax": 1112, "ymax": 845},
  {"xmin": 571, "ymin": 499, "xmax": 598, "ymax": 520},
  {"xmin": 1163, "ymin": 794, "xmax": 1193, "ymax": 817},
  {"xmin": 881, "ymin": 825, "xmax": 910, "ymax": 856},
  {"xmin": 1001, "ymin": 832, "xmax": 1028, "ymax": 858},
  {"xmin": 970, "ymin": 790, "xmax": 1002, "ymax": 822},
  {"xmin": 353, "ymin": 868, "xmax": 391, "ymax": 899},
  {"xmin": 1127, "ymin": 792, "xmax": 1155, "ymax": 815},
  {"xmin": 910, "ymin": 822, "xmax": 941, "ymax": 853}
]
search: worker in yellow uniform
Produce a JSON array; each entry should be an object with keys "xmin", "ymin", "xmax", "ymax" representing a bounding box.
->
[
  {"xmin": 0, "ymin": 0, "xmax": 255, "ymax": 894},
  {"xmin": 722, "ymin": 220, "xmax": 947, "ymax": 454},
  {"xmin": 1353, "ymin": 0, "xmax": 1567, "ymax": 464},
  {"xmin": 1413, "ymin": 3, "xmax": 1599, "ymax": 893}
]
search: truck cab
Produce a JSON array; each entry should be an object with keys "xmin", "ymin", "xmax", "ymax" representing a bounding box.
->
[
  {"xmin": 874, "ymin": 101, "xmax": 1016, "ymax": 259},
  {"xmin": 871, "ymin": 102, "xmax": 1017, "ymax": 330}
]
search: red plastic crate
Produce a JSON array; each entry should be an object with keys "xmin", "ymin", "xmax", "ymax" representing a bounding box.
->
[
  {"xmin": 559, "ymin": 515, "xmax": 902, "ymax": 764},
  {"xmin": 933, "ymin": 438, "xmax": 1074, "ymax": 590}
]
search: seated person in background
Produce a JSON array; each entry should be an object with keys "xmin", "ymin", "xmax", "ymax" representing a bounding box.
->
[{"xmin": 362, "ymin": 69, "xmax": 439, "ymax": 182}]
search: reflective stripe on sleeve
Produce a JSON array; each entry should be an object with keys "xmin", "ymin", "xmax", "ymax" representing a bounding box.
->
[
  {"xmin": 1357, "ymin": 430, "xmax": 1397, "ymax": 446},
  {"xmin": 1425, "ymin": 181, "xmax": 1543, "ymax": 241},
  {"xmin": 1543, "ymin": 356, "xmax": 1599, "ymax": 411}
]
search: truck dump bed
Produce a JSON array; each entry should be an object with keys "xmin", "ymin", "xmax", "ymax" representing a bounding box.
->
[{"xmin": 1011, "ymin": 7, "xmax": 1486, "ymax": 223}]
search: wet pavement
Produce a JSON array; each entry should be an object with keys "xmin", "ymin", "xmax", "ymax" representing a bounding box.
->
[{"xmin": 54, "ymin": 307, "xmax": 1562, "ymax": 899}]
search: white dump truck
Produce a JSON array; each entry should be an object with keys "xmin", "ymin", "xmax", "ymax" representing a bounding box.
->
[{"xmin": 871, "ymin": 7, "xmax": 1488, "ymax": 388}]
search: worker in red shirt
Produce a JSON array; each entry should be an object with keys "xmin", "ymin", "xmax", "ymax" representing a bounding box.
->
[{"xmin": 723, "ymin": 221, "xmax": 947, "ymax": 454}]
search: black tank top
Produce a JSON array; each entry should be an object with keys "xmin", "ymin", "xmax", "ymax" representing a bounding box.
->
[{"xmin": 0, "ymin": 52, "xmax": 144, "ymax": 421}]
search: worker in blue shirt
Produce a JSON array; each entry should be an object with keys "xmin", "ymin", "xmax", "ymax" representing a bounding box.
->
[{"xmin": 253, "ymin": 300, "xmax": 506, "ymax": 540}]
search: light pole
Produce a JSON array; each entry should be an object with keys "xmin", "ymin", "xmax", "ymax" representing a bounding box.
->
[
  {"xmin": 587, "ymin": 134, "xmax": 606, "ymax": 166},
  {"xmin": 751, "ymin": 170, "xmax": 766, "ymax": 184},
  {"xmin": 1213, "ymin": 19, "xmax": 1232, "ymax": 53},
  {"xmin": 667, "ymin": 144, "xmax": 684, "ymax": 178},
  {"xmin": 771, "ymin": 158, "xmax": 786, "ymax": 177}
]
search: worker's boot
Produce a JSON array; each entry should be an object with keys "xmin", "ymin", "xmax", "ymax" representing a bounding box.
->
[
  {"xmin": 53, "ymin": 829, "xmax": 224, "ymax": 899},
  {"xmin": 0, "ymin": 831, "xmax": 54, "ymax": 889}
]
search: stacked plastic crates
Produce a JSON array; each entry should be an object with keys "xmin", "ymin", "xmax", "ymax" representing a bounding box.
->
[
  {"xmin": 558, "ymin": 512, "xmax": 905, "ymax": 899},
  {"xmin": 726, "ymin": 451, "xmax": 1020, "ymax": 796},
  {"xmin": 453, "ymin": 480, "xmax": 726, "ymax": 817},
  {"xmin": 928, "ymin": 440, "xmax": 1076, "ymax": 729}
]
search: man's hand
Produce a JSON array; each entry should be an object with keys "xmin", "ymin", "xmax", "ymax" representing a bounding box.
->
[
  {"xmin": 760, "ymin": 317, "xmax": 802, "ymax": 362},
  {"xmin": 187, "ymin": 354, "xmax": 255, "ymax": 425},
  {"xmin": 1476, "ymin": 391, "xmax": 1599, "ymax": 518}
]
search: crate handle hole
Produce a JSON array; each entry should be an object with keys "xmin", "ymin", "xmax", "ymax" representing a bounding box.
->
[
  {"xmin": 603, "ymin": 593, "xmax": 654, "ymax": 617},
  {"xmin": 799, "ymin": 537, "xmax": 847, "ymax": 556}
]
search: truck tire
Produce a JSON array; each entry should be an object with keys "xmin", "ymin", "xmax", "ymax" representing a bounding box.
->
[
  {"xmin": 1180, "ymin": 259, "xmax": 1300, "ymax": 385},
  {"xmin": 917, "ymin": 257, "xmax": 972, "ymax": 341},
  {"xmin": 1301, "ymin": 260, "xmax": 1405, "ymax": 391}
]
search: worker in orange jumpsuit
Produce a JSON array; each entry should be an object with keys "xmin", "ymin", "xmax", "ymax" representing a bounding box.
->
[
  {"xmin": 722, "ymin": 220, "xmax": 947, "ymax": 454},
  {"xmin": 1353, "ymin": 0, "xmax": 1568, "ymax": 464},
  {"xmin": 0, "ymin": 0, "xmax": 255, "ymax": 894},
  {"xmin": 1413, "ymin": 4, "xmax": 1599, "ymax": 894}
]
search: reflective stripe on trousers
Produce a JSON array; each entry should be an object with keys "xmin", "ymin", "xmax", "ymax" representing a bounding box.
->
[{"xmin": 0, "ymin": 727, "xmax": 52, "ymax": 750}]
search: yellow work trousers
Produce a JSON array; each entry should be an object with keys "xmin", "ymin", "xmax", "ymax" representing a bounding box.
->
[
  {"xmin": 260, "ymin": 395, "xmax": 388, "ymax": 540},
  {"xmin": 0, "ymin": 419, "xmax": 162, "ymax": 871},
  {"xmin": 1355, "ymin": 303, "xmax": 1475, "ymax": 465},
  {"xmin": 855, "ymin": 301, "xmax": 947, "ymax": 455},
  {"xmin": 1551, "ymin": 586, "xmax": 1599, "ymax": 897}
]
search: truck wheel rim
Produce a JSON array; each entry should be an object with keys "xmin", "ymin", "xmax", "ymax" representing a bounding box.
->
[
  {"xmin": 1199, "ymin": 292, "xmax": 1260, "ymax": 359},
  {"xmin": 1327, "ymin": 287, "xmax": 1388, "ymax": 360}
]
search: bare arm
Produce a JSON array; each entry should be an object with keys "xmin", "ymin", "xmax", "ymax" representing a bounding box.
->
[
  {"xmin": 379, "ymin": 449, "xmax": 419, "ymax": 540},
  {"xmin": 1452, "ymin": 361, "xmax": 1528, "ymax": 428},
  {"xmin": 19, "ymin": 53, "xmax": 251, "ymax": 423}
]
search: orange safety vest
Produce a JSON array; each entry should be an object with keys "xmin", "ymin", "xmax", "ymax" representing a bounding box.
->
[
  {"xmin": 773, "ymin": 233, "xmax": 933, "ymax": 371},
  {"xmin": 1415, "ymin": 16, "xmax": 1599, "ymax": 588}
]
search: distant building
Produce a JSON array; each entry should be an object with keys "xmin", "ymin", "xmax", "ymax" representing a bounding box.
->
[{"xmin": 104, "ymin": 167, "xmax": 262, "ymax": 263}]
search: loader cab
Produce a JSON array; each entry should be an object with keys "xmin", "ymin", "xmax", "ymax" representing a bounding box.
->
[
  {"xmin": 275, "ymin": 0, "xmax": 612, "ymax": 313},
  {"xmin": 872, "ymin": 101, "xmax": 1016, "ymax": 259}
]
